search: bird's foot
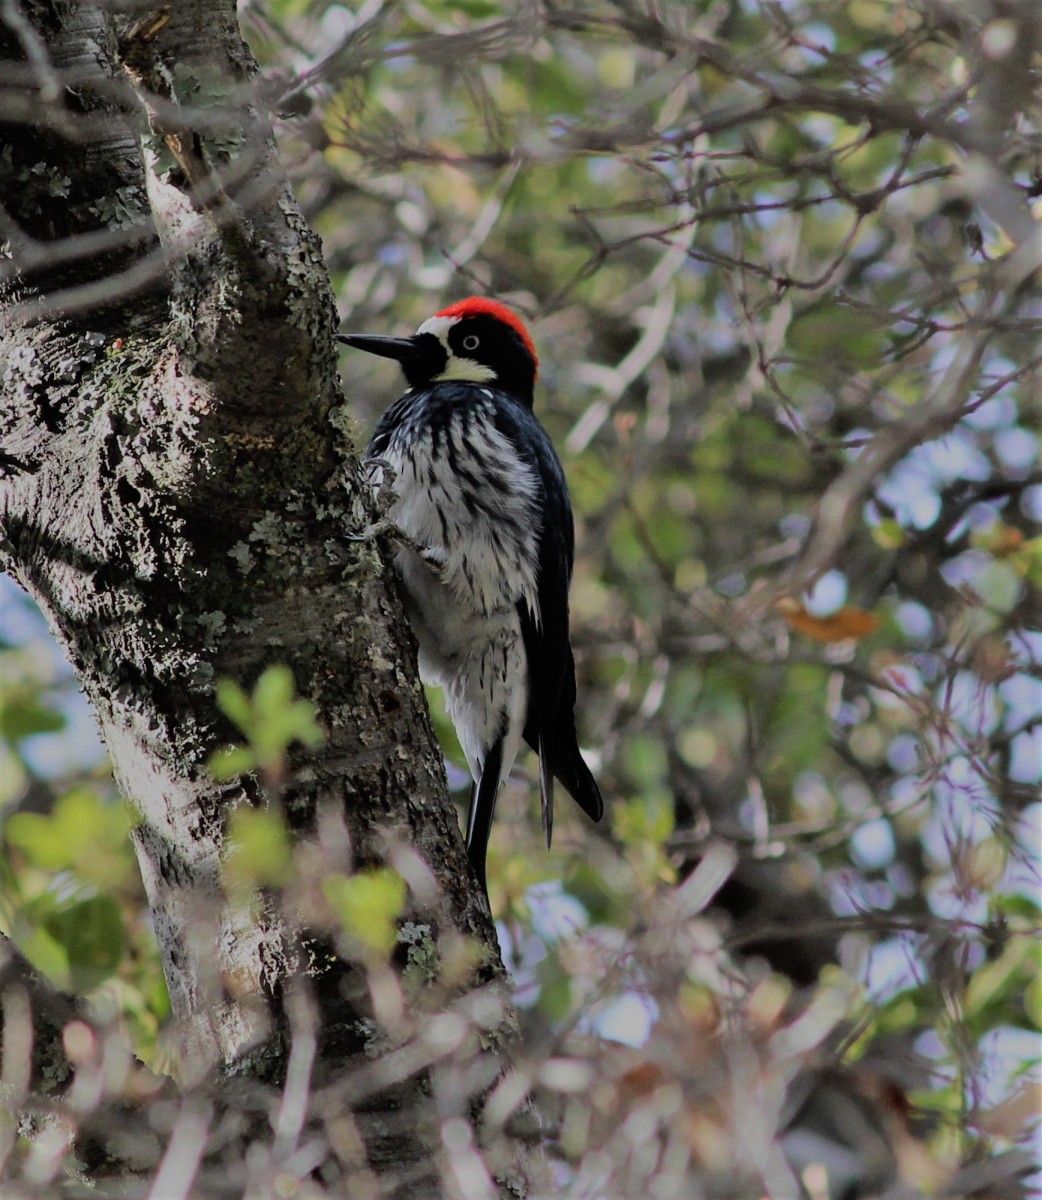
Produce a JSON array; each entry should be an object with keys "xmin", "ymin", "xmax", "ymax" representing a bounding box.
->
[
  {"xmin": 360, "ymin": 455, "xmax": 400, "ymax": 518},
  {"xmin": 346, "ymin": 517, "xmax": 427, "ymax": 559},
  {"xmin": 349, "ymin": 455, "xmax": 420, "ymax": 549}
]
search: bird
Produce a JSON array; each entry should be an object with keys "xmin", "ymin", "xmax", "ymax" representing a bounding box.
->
[{"xmin": 339, "ymin": 297, "xmax": 603, "ymax": 897}]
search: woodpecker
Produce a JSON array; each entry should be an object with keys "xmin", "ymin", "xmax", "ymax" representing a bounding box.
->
[{"xmin": 339, "ymin": 297, "xmax": 603, "ymax": 896}]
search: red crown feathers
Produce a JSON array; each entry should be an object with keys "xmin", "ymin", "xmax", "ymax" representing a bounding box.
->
[{"xmin": 435, "ymin": 297, "xmax": 539, "ymax": 379}]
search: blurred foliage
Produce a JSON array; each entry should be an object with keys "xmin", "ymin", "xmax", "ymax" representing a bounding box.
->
[
  {"xmin": 323, "ymin": 867, "xmax": 408, "ymax": 957},
  {"xmin": 0, "ymin": 595, "xmax": 169, "ymax": 1057},
  {"xmin": 210, "ymin": 663, "xmax": 325, "ymax": 780},
  {"xmin": 223, "ymin": 805, "xmax": 293, "ymax": 891},
  {"xmin": 2, "ymin": 0, "xmax": 1041, "ymax": 1193}
]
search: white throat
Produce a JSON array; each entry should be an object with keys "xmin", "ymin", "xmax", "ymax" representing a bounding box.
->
[{"xmin": 433, "ymin": 357, "xmax": 497, "ymax": 384}]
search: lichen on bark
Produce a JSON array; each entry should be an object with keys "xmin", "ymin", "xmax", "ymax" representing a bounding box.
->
[{"xmin": 1, "ymin": 4, "xmax": 512, "ymax": 1193}]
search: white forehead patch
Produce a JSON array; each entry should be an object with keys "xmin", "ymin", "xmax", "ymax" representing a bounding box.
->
[{"xmin": 416, "ymin": 314, "xmax": 460, "ymax": 347}]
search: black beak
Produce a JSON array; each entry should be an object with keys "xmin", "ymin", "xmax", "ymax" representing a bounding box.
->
[
  {"xmin": 337, "ymin": 333, "xmax": 418, "ymax": 366},
  {"xmin": 339, "ymin": 330, "xmax": 444, "ymax": 391}
]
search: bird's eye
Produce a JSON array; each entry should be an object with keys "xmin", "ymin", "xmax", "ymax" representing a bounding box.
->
[{"xmin": 462, "ymin": 334, "xmax": 480, "ymax": 352}]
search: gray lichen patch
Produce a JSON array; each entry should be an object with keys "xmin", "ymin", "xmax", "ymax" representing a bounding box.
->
[{"xmin": 0, "ymin": 147, "xmax": 71, "ymax": 212}]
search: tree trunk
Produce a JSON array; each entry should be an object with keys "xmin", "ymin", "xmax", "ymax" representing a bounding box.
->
[{"xmin": 1, "ymin": 4, "xmax": 509, "ymax": 1194}]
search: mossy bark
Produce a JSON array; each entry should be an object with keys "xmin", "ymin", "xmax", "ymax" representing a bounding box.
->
[{"xmin": 1, "ymin": 4, "xmax": 506, "ymax": 1194}]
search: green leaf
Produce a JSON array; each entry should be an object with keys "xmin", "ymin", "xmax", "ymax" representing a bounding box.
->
[
  {"xmin": 0, "ymin": 746, "xmax": 27, "ymax": 805},
  {"xmin": 974, "ymin": 561, "xmax": 1025, "ymax": 614},
  {"xmin": 224, "ymin": 807, "xmax": 291, "ymax": 888},
  {"xmin": 324, "ymin": 869, "xmax": 406, "ymax": 956},
  {"xmin": 215, "ymin": 678, "xmax": 253, "ymax": 731},
  {"xmin": 15, "ymin": 924, "xmax": 70, "ymax": 986},
  {"xmin": 253, "ymin": 663, "xmax": 295, "ymax": 719},
  {"xmin": 535, "ymin": 957, "xmax": 574, "ymax": 1023},
  {"xmin": 210, "ymin": 665, "xmax": 324, "ymax": 778},
  {"xmin": 871, "ymin": 518, "xmax": 906, "ymax": 550},
  {"xmin": 621, "ymin": 733, "xmax": 668, "ymax": 790},
  {"xmin": 208, "ymin": 744, "xmax": 257, "ymax": 781},
  {"xmin": 445, "ymin": 0, "xmax": 500, "ymax": 16},
  {"xmin": 0, "ymin": 697, "xmax": 66, "ymax": 741},
  {"xmin": 44, "ymin": 895, "xmax": 125, "ymax": 984},
  {"xmin": 6, "ymin": 787, "xmax": 133, "ymax": 886},
  {"xmin": 613, "ymin": 792, "xmax": 674, "ymax": 849},
  {"xmin": 6, "ymin": 810, "xmax": 66, "ymax": 869},
  {"xmin": 965, "ymin": 933, "xmax": 1036, "ymax": 1021},
  {"xmin": 1024, "ymin": 965, "xmax": 1042, "ymax": 1030},
  {"xmin": 1019, "ymin": 537, "xmax": 1042, "ymax": 588}
]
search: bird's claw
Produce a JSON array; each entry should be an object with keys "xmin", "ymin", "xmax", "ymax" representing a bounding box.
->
[
  {"xmin": 363, "ymin": 454, "xmax": 394, "ymax": 487},
  {"xmin": 349, "ymin": 455, "xmax": 412, "ymax": 545},
  {"xmin": 347, "ymin": 516, "xmax": 397, "ymax": 544},
  {"xmin": 347, "ymin": 517, "xmax": 431, "ymax": 562}
]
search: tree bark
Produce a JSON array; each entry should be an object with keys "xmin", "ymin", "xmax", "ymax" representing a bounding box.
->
[{"xmin": 1, "ymin": 3, "xmax": 509, "ymax": 1194}]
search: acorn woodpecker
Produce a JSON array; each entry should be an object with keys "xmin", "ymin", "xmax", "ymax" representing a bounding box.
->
[{"xmin": 339, "ymin": 297, "xmax": 603, "ymax": 896}]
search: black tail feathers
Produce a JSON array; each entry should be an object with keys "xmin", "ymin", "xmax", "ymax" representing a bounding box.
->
[
  {"xmin": 465, "ymin": 737, "xmax": 504, "ymax": 900},
  {"xmin": 539, "ymin": 730, "xmax": 603, "ymax": 851},
  {"xmin": 469, "ymin": 725, "xmax": 603, "ymax": 895}
]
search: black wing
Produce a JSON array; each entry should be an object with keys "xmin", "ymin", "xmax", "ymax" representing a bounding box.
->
[{"xmin": 492, "ymin": 395, "xmax": 603, "ymax": 846}]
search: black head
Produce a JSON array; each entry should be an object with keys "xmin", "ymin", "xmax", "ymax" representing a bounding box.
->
[{"xmin": 339, "ymin": 297, "xmax": 539, "ymax": 407}]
